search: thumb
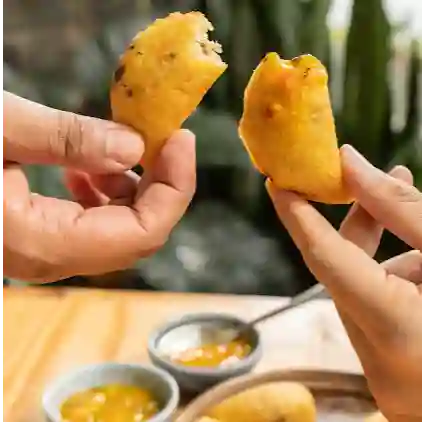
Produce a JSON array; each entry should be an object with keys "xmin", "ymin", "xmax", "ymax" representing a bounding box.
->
[{"xmin": 4, "ymin": 91, "xmax": 144, "ymax": 173}]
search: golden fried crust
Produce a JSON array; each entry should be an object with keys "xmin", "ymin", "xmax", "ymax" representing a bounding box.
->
[
  {"xmin": 207, "ymin": 382, "xmax": 316, "ymax": 422},
  {"xmin": 110, "ymin": 12, "xmax": 227, "ymax": 169},
  {"xmin": 239, "ymin": 53, "xmax": 353, "ymax": 204}
]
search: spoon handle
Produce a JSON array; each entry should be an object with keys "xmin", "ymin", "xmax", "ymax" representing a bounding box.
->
[{"xmin": 246, "ymin": 283, "xmax": 325, "ymax": 328}]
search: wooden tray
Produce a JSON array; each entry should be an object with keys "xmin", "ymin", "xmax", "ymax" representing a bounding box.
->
[{"xmin": 176, "ymin": 369, "xmax": 377, "ymax": 422}]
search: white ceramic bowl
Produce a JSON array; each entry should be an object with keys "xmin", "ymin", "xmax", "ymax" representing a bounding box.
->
[
  {"xmin": 148, "ymin": 313, "xmax": 262, "ymax": 393},
  {"xmin": 42, "ymin": 362, "xmax": 179, "ymax": 422}
]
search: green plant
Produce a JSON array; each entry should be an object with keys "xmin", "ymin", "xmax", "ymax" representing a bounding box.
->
[
  {"xmin": 4, "ymin": 0, "xmax": 421, "ymax": 291},
  {"xmin": 186, "ymin": 0, "xmax": 421, "ymax": 273}
]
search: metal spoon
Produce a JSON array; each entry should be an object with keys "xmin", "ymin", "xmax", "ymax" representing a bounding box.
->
[{"xmin": 225, "ymin": 283, "xmax": 326, "ymax": 342}]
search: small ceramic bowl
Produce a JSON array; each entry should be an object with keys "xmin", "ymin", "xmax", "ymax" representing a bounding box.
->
[
  {"xmin": 148, "ymin": 313, "xmax": 262, "ymax": 394},
  {"xmin": 42, "ymin": 362, "xmax": 180, "ymax": 422}
]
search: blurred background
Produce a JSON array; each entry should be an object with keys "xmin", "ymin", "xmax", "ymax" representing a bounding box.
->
[{"xmin": 4, "ymin": 0, "xmax": 421, "ymax": 295}]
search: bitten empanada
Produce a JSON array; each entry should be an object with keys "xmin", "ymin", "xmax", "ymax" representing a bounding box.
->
[
  {"xmin": 111, "ymin": 12, "xmax": 227, "ymax": 168},
  {"xmin": 239, "ymin": 53, "xmax": 352, "ymax": 204}
]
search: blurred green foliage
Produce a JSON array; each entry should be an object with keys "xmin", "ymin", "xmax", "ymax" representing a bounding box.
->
[{"xmin": 4, "ymin": 0, "xmax": 421, "ymax": 293}]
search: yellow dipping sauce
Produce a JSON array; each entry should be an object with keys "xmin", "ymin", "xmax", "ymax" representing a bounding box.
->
[
  {"xmin": 60, "ymin": 384, "xmax": 159, "ymax": 422},
  {"xmin": 171, "ymin": 339, "xmax": 251, "ymax": 367}
]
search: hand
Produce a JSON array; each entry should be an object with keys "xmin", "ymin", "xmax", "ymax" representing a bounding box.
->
[
  {"xmin": 4, "ymin": 91, "xmax": 196, "ymax": 282},
  {"xmin": 267, "ymin": 145, "xmax": 422, "ymax": 421}
]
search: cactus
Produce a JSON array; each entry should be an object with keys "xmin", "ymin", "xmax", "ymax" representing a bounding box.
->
[
  {"xmin": 299, "ymin": 0, "xmax": 332, "ymax": 71},
  {"xmin": 402, "ymin": 39, "xmax": 421, "ymax": 142},
  {"xmin": 226, "ymin": 0, "xmax": 262, "ymax": 116},
  {"xmin": 4, "ymin": 0, "xmax": 421, "ymax": 290},
  {"xmin": 250, "ymin": 0, "xmax": 301, "ymax": 59},
  {"xmin": 389, "ymin": 39, "xmax": 422, "ymax": 186},
  {"xmin": 342, "ymin": 0, "xmax": 391, "ymax": 167}
]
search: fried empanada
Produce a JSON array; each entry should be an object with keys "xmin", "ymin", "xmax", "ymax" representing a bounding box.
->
[
  {"xmin": 239, "ymin": 53, "xmax": 352, "ymax": 204},
  {"xmin": 206, "ymin": 382, "xmax": 316, "ymax": 422},
  {"xmin": 111, "ymin": 12, "xmax": 227, "ymax": 168}
]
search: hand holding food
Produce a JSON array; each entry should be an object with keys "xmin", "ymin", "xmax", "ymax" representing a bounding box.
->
[
  {"xmin": 111, "ymin": 11, "xmax": 227, "ymax": 169},
  {"xmin": 240, "ymin": 53, "xmax": 351, "ymax": 204},
  {"xmin": 206, "ymin": 382, "xmax": 316, "ymax": 422},
  {"xmin": 267, "ymin": 145, "xmax": 422, "ymax": 419},
  {"xmin": 4, "ymin": 92, "xmax": 196, "ymax": 282}
]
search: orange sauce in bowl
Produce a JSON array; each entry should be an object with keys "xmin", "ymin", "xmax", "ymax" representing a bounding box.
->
[
  {"xmin": 170, "ymin": 339, "xmax": 251, "ymax": 368},
  {"xmin": 60, "ymin": 384, "xmax": 159, "ymax": 422}
]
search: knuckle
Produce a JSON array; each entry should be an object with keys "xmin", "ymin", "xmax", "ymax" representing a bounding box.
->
[
  {"xmin": 177, "ymin": 178, "xmax": 197, "ymax": 209},
  {"xmin": 141, "ymin": 232, "xmax": 168, "ymax": 256},
  {"xmin": 139, "ymin": 242, "xmax": 166, "ymax": 258},
  {"xmin": 168, "ymin": 173, "xmax": 196, "ymax": 205},
  {"xmin": 304, "ymin": 230, "xmax": 335, "ymax": 266},
  {"xmin": 180, "ymin": 188, "xmax": 195, "ymax": 208},
  {"xmin": 131, "ymin": 207, "xmax": 167, "ymax": 254},
  {"xmin": 186, "ymin": 177, "xmax": 197, "ymax": 200},
  {"xmin": 55, "ymin": 111, "xmax": 85, "ymax": 161},
  {"xmin": 148, "ymin": 232, "xmax": 167, "ymax": 250},
  {"xmin": 184, "ymin": 169, "xmax": 197, "ymax": 195},
  {"xmin": 134, "ymin": 206, "xmax": 155, "ymax": 234},
  {"xmin": 380, "ymin": 177, "xmax": 421, "ymax": 204},
  {"xmin": 172, "ymin": 163, "xmax": 197, "ymax": 202}
]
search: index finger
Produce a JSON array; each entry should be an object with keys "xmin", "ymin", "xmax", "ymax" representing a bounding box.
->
[
  {"xmin": 341, "ymin": 145, "xmax": 422, "ymax": 251},
  {"xmin": 266, "ymin": 181, "xmax": 414, "ymax": 338},
  {"xmin": 4, "ymin": 91, "xmax": 144, "ymax": 172}
]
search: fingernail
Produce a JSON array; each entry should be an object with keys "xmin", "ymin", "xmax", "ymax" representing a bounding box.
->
[
  {"xmin": 340, "ymin": 144, "xmax": 375, "ymax": 174},
  {"xmin": 389, "ymin": 164, "xmax": 407, "ymax": 175},
  {"xmin": 107, "ymin": 126, "xmax": 144, "ymax": 166},
  {"xmin": 388, "ymin": 165, "xmax": 413, "ymax": 185},
  {"xmin": 169, "ymin": 129, "xmax": 196, "ymax": 145},
  {"xmin": 388, "ymin": 165, "xmax": 404, "ymax": 177}
]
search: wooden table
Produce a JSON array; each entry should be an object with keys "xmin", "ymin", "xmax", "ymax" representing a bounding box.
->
[{"xmin": 4, "ymin": 286, "xmax": 363, "ymax": 421}]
